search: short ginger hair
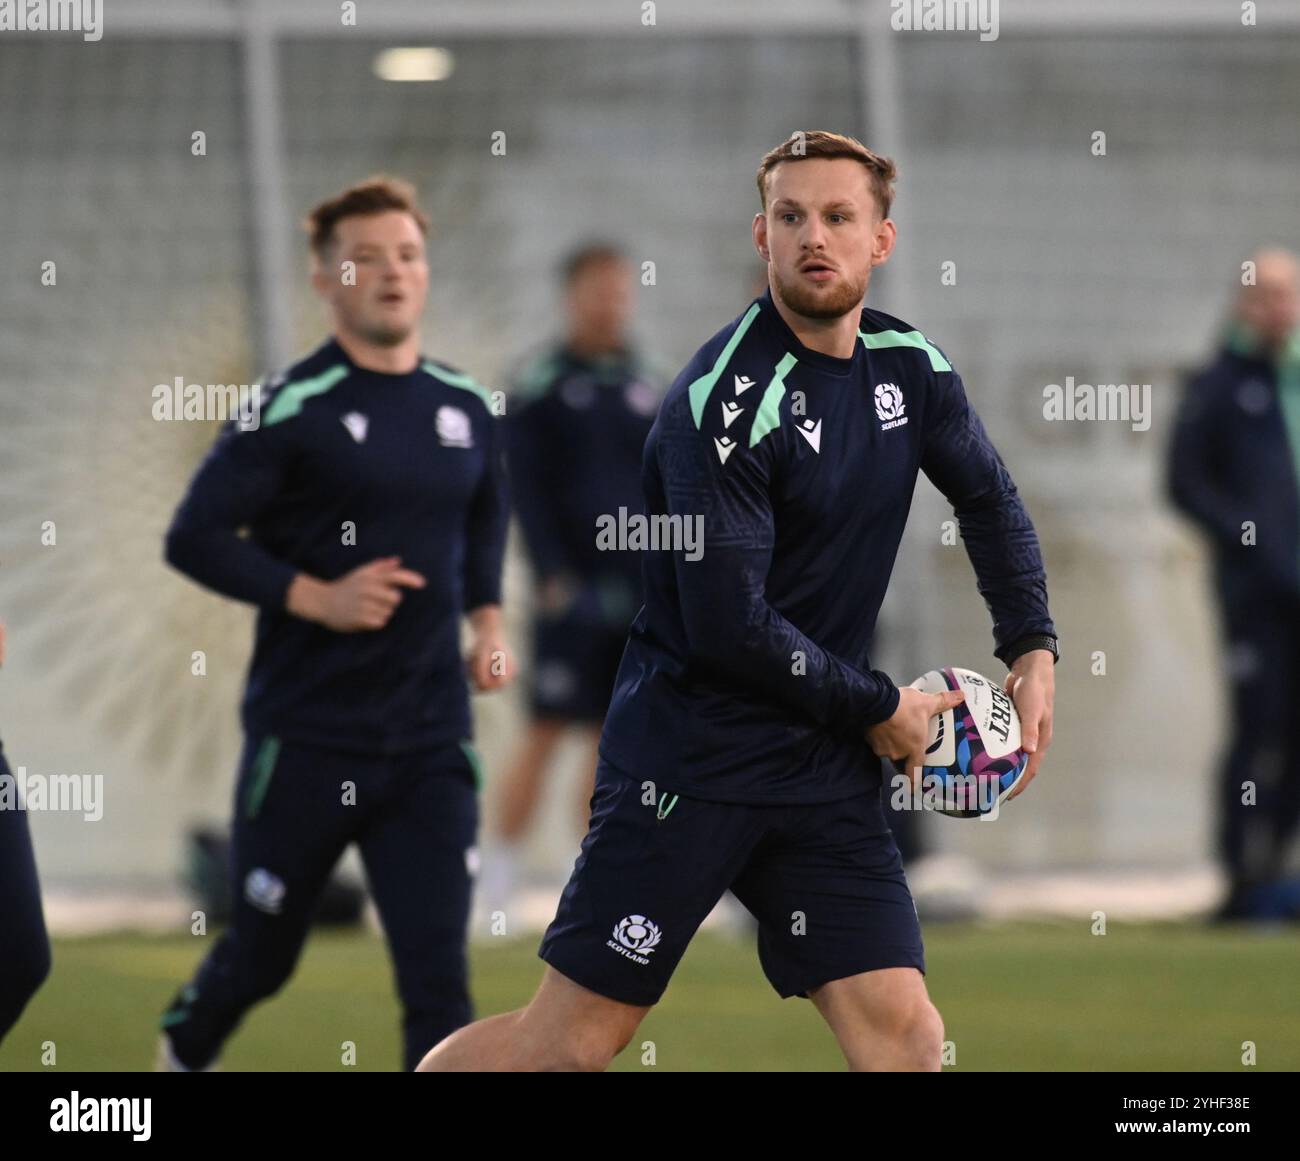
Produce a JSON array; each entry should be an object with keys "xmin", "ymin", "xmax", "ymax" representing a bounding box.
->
[{"xmin": 756, "ymin": 131, "xmax": 898, "ymax": 219}]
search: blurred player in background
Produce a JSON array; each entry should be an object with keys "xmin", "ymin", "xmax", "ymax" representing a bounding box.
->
[
  {"xmin": 0, "ymin": 622, "xmax": 52, "ymax": 1047},
  {"xmin": 419, "ymin": 131, "xmax": 1057, "ymax": 1072},
  {"xmin": 1169, "ymin": 248, "xmax": 1300, "ymax": 922},
  {"xmin": 157, "ymin": 177, "xmax": 513, "ymax": 1071},
  {"xmin": 479, "ymin": 244, "xmax": 660, "ymax": 917}
]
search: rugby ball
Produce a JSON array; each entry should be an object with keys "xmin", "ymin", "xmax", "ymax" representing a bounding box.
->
[{"xmin": 907, "ymin": 667, "xmax": 1028, "ymax": 819}]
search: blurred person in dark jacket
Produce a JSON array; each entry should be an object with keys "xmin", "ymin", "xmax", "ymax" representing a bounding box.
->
[
  {"xmin": 0, "ymin": 622, "xmax": 52, "ymax": 1046},
  {"xmin": 1169, "ymin": 248, "xmax": 1300, "ymax": 921},
  {"xmin": 480, "ymin": 244, "xmax": 662, "ymax": 917}
]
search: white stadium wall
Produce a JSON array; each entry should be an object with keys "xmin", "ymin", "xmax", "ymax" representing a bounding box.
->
[{"xmin": 0, "ymin": 22, "xmax": 1295, "ymax": 885}]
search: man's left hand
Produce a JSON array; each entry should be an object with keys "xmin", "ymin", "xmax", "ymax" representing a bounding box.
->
[{"xmin": 1003, "ymin": 649, "xmax": 1054, "ymax": 800}]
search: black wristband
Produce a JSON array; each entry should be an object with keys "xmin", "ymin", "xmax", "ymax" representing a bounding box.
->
[{"xmin": 999, "ymin": 633, "xmax": 1059, "ymax": 666}]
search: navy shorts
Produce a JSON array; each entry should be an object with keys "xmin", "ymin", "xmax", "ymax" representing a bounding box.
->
[
  {"xmin": 539, "ymin": 760, "xmax": 925, "ymax": 1006},
  {"xmin": 529, "ymin": 614, "xmax": 628, "ymax": 723}
]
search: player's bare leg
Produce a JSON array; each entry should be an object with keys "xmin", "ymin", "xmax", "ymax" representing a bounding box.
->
[
  {"xmin": 575, "ymin": 726, "xmax": 601, "ymax": 835},
  {"xmin": 809, "ymin": 967, "xmax": 944, "ymax": 1071},
  {"xmin": 477, "ymin": 718, "xmax": 569, "ymax": 917},
  {"xmin": 496, "ymin": 717, "xmax": 568, "ymax": 841},
  {"xmin": 416, "ymin": 967, "xmax": 649, "ymax": 1072}
]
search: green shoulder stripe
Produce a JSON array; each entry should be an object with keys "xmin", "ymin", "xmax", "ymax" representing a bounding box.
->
[
  {"xmin": 688, "ymin": 302, "xmax": 762, "ymax": 429},
  {"xmin": 422, "ymin": 360, "xmax": 495, "ymax": 411},
  {"xmin": 1225, "ymin": 323, "xmax": 1263, "ymax": 358},
  {"xmin": 858, "ymin": 329, "xmax": 952, "ymax": 373},
  {"xmin": 510, "ymin": 354, "xmax": 561, "ymax": 402},
  {"xmin": 261, "ymin": 365, "xmax": 350, "ymax": 427},
  {"xmin": 749, "ymin": 352, "xmax": 797, "ymax": 448}
]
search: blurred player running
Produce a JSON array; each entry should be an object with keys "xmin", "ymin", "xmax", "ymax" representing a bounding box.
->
[
  {"xmin": 419, "ymin": 132, "xmax": 1057, "ymax": 1072},
  {"xmin": 480, "ymin": 243, "xmax": 661, "ymax": 916},
  {"xmin": 158, "ymin": 177, "xmax": 513, "ymax": 1071}
]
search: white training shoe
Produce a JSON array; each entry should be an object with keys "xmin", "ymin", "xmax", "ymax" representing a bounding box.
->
[{"xmin": 154, "ymin": 1034, "xmax": 220, "ymax": 1072}]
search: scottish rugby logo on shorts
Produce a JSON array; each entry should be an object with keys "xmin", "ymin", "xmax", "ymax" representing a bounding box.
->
[
  {"xmin": 607, "ymin": 915, "xmax": 662, "ymax": 965},
  {"xmin": 436, "ymin": 405, "xmax": 473, "ymax": 448},
  {"xmin": 875, "ymin": 382, "xmax": 908, "ymax": 430},
  {"xmin": 244, "ymin": 868, "xmax": 286, "ymax": 915}
]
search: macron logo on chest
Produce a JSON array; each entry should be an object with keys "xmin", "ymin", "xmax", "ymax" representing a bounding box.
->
[
  {"xmin": 340, "ymin": 411, "xmax": 368, "ymax": 444},
  {"xmin": 721, "ymin": 400, "xmax": 745, "ymax": 428},
  {"xmin": 713, "ymin": 374, "xmax": 755, "ymax": 462},
  {"xmin": 795, "ymin": 418, "xmax": 822, "ymax": 452}
]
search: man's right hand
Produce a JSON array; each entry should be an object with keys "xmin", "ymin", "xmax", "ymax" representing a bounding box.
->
[
  {"xmin": 866, "ymin": 686, "xmax": 966, "ymax": 787},
  {"xmin": 286, "ymin": 557, "xmax": 427, "ymax": 632}
]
